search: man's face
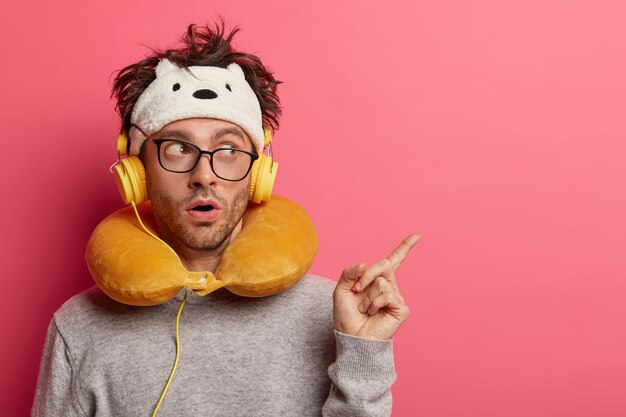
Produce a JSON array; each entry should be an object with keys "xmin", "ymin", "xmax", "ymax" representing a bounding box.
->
[{"xmin": 143, "ymin": 118, "xmax": 252, "ymax": 253}]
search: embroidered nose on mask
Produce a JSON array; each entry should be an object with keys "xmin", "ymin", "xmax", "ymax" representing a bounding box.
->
[{"xmin": 193, "ymin": 89, "xmax": 218, "ymax": 99}]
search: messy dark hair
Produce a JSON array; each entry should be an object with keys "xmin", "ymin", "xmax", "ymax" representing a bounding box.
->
[{"xmin": 111, "ymin": 22, "xmax": 282, "ymax": 135}]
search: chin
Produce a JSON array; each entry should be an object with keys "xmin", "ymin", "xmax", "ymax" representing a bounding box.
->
[{"xmin": 180, "ymin": 225, "xmax": 230, "ymax": 251}]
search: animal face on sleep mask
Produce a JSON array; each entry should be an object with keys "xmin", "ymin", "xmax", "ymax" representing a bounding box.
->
[{"xmin": 128, "ymin": 60, "xmax": 266, "ymax": 156}]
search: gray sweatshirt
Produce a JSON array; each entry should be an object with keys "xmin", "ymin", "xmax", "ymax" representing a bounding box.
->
[{"xmin": 32, "ymin": 275, "xmax": 396, "ymax": 416}]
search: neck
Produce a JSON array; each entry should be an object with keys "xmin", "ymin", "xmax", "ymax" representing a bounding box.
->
[{"xmin": 178, "ymin": 247, "xmax": 224, "ymax": 273}]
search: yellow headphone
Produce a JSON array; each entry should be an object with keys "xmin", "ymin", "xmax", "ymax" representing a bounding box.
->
[{"xmin": 112, "ymin": 126, "xmax": 278, "ymax": 205}]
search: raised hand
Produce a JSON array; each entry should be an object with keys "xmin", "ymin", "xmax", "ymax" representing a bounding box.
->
[{"xmin": 333, "ymin": 234, "xmax": 420, "ymax": 340}]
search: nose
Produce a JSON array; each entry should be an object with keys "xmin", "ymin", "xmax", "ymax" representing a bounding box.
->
[
  {"xmin": 193, "ymin": 89, "xmax": 218, "ymax": 99},
  {"xmin": 189, "ymin": 154, "xmax": 218, "ymax": 188}
]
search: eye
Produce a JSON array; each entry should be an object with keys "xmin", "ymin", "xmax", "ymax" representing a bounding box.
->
[
  {"xmin": 172, "ymin": 83, "xmax": 181, "ymax": 91},
  {"xmin": 225, "ymin": 84, "xmax": 232, "ymax": 92},
  {"xmin": 216, "ymin": 143, "xmax": 239, "ymax": 156},
  {"xmin": 163, "ymin": 141, "xmax": 193, "ymax": 156}
]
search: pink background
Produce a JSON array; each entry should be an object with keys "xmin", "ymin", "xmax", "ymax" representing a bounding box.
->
[{"xmin": 1, "ymin": 1, "xmax": 625, "ymax": 416}]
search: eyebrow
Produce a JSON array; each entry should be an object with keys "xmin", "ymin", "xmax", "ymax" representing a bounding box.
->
[
  {"xmin": 214, "ymin": 128, "xmax": 245, "ymax": 142},
  {"xmin": 156, "ymin": 127, "xmax": 245, "ymax": 143},
  {"xmin": 155, "ymin": 130, "xmax": 188, "ymax": 139}
]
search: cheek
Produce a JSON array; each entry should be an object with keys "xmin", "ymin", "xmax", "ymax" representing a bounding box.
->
[
  {"xmin": 145, "ymin": 161, "xmax": 183, "ymax": 200},
  {"xmin": 220, "ymin": 180, "xmax": 250, "ymax": 214},
  {"xmin": 146, "ymin": 173, "xmax": 182, "ymax": 226},
  {"xmin": 232, "ymin": 179, "xmax": 251, "ymax": 202},
  {"xmin": 230, "ymin": 184, "xmax": 250, "ymax": 216}
]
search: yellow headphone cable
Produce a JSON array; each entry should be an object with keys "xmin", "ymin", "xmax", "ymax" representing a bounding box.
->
[
  {"xmin": 129, "ymin": 201, "xmax": 188, "ymax": 417},
  {"xmin": 151, "ymin": 287, "xmax": 188, "ymax": 417}
]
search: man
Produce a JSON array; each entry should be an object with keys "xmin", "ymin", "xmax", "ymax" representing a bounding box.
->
[{"xmin": 33, "ymin": 23, "xmax": 418, "ymax": 416}]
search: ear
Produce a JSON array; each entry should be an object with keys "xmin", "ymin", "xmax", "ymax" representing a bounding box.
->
[
  {"xmin": 155, "ymin": 60, "xmax": 179, "ymax": 78},
  {"xmin": 226, "ymin": 63, "xmax": 246, "ymax": 79}
]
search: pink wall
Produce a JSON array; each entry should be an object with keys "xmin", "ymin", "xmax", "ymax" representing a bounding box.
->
[{"xmin": 2, "ymin": 1, "xmax": 625, "ymax": 416}]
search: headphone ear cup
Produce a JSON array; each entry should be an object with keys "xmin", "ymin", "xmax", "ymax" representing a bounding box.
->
[
  {"xmin": 113, "ymin": 156, "xmax": 148, "ymax": 205},
  {"xmin": 249, "ymin": 154, "xmax": 278, "ymax": 203}
]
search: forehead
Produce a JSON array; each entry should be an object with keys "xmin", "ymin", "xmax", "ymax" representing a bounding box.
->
[{"xmin": 155, "ymin": 118, "xmax": 252, "ymax": 146}]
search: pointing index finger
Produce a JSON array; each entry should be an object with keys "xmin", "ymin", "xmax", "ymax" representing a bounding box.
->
[{"xmin": 387, "ymin": 234, "xmax": 421, "ymax": 271}]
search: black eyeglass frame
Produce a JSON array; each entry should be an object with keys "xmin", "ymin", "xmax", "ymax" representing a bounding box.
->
[{"xmin": 152, "ymin": 139, "xmax": 259, "ymax": 182}]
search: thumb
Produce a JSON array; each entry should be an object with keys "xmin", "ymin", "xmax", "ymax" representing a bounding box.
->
[{"xmin": 336, "ymin": 263, "xmax": 367, "ymax": 292}]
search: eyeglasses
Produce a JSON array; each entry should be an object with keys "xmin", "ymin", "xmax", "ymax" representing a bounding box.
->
[{"xmin": 153, "ymin": 139, "xmax": 259, "ymax": 181}]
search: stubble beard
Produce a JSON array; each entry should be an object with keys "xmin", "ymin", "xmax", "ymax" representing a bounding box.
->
[{"xmin": 148, "ymin": 180, "xmax": 249, "ymax": 252}]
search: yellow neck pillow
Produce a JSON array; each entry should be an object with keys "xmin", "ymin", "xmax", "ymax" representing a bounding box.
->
[{"xmin": 85, "ymin": 195, "xmax": 318, "ymax": 306}]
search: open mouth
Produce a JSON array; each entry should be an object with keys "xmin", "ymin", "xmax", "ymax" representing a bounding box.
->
[
  {"xmin": 187, "ymin": 200, "xmax": 221, "ymax": 222},
  {"xmin": 192, "ymin": 205, "xmax": 214, "ymax": 212}
]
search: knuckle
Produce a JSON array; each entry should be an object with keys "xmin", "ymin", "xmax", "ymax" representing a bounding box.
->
[
  {"xmin": 400, "ymin": 306, "xmax": 410, "ymax": 321},
  {"xmin": 375, "ymin": 276, "xmax": 387, "ymax": 287},
  {"xmin": 367, "ymin": 293, "xmax": 375, "ymax": 304},
  {"xmin": 376, "ymin": 295, "xmax": 388, "ymax": 307},
  {"xmin": 387, "ymin": 252, "xmax": 398, "ymax": 264},
  {"xmin": 390, "ymin": 290, "xmax": 403, "ymax": 303},
  {"xmin": 360, "ymin": 295, "xmax": 370, "ymax": 307},
  {"xmin": 381, "ymin": 258, "xmax": 392, "ymax": 271}
]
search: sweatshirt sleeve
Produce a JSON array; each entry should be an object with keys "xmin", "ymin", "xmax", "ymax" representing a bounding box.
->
[
  {"xmin": 32, "ymin": 319, "xmax": 86, "ymax": 417},
  {"xmin": 322, "ymin": 330, "xmax": 396, "ymax": 417}
]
